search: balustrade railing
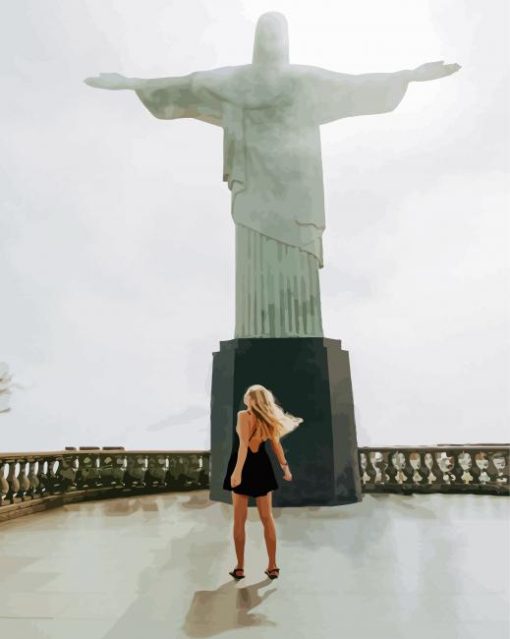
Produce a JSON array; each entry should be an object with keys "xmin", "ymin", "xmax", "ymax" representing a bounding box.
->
[
  {"xmin": 0, "ymin": 444, "xmax": 507, "ymax": 523},
  {"xmin": 0, "ymin": 448, "xmax": 209, "ymax": 523},
  {"xmin": 359, "ymin": 444, "xmax": 509, "ymax": 495}
]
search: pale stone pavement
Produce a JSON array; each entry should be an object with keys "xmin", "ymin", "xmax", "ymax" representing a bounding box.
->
[{"xmin": 0, "ymin": 491, "xmax": 508, "ymax": 638}]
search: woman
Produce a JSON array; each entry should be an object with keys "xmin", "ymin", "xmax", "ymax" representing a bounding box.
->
[{"xmin": 222, "ymin": 384, "xmax": 303, "ymax": 580}]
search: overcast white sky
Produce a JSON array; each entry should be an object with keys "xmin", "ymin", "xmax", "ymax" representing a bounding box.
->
[{"xmin": 0, "ymin": 0, "xmax": 508, "ymax": 451}]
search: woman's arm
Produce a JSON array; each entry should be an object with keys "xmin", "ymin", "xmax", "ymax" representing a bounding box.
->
[
  {"xmin": 271, "ymin": 437, "xmax": 293, "ymax": 481},
  {"xmin": 270, "ymin": 437, "xmax": 288, "ymax": 467},
  {"xmin": 233, "ymin": 412, "xmax": 250, "ymax": 475}
]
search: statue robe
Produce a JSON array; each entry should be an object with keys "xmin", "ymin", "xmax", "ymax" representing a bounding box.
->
[{"xmin": 135, "ymin": 65, "xmax": 409, "ymax": 337}]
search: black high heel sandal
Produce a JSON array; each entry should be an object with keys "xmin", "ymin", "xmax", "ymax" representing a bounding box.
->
[
  {"xmin": 264, "ymin": 567, "xmax": 280, "ymax": 579},
  {"xmin": 229, "ymin": 568, "xmax": 245, "ymax": 580}
]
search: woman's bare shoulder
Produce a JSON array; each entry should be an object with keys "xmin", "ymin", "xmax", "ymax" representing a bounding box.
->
[{"xmin": 236, "ymin": 410, "xmax": 254, "ymax": 429}]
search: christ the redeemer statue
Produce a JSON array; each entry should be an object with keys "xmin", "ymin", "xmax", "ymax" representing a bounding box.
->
[{"xmin": 85, "ymin": 12, "xmax": 460, "ymax": 339}]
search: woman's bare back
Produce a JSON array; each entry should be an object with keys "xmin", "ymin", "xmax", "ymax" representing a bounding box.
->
[{"xmin": 236, "ymin": 409, "xmax": 266, "ymax": 453}]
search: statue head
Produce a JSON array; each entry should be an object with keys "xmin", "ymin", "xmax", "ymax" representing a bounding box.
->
[{"xmin": 252, "ymin": 12, "xmax": 289, "ymax": 67}]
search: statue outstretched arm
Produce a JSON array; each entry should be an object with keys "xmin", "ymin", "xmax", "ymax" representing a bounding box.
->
[
  {"xmin": 84, "ymin": 72, "xmax": 223, "ymax": 126},
  {"xmin": 303, "ymin": 60, "xmax": 460, "ymax": 125},
  {"xmin": 409, "ymin": 60, "xmax": 461, "ymax": 82}
]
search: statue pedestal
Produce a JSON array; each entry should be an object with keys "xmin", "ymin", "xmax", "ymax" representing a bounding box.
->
[{"xmin": 209, "ymin": 338, "xmax": 363, "ymax": 507}]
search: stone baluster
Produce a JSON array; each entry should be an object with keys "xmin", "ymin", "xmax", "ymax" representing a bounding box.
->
[
  {"xmin": 18, "ymin": 459, "xmax": 31, "ymax": 500},
  {"xmin": 27, "ymin": 460, "xmax": 41, "ymax": 498},
  {"xmin": 125, "ymin": 454, "xmax": 148, "ymax": 487},
  {"xmin": 0, "ymin": 460, "xmax": 9, "ymax": 506},
  {"xmin": 6, "ymin": 461, "xmax": 20, "ymax": 504}
]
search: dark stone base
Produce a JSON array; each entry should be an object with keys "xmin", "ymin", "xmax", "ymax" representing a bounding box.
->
[{"xmin": 209, "ymin": 338, "xmax": 363, "ymax": 507}]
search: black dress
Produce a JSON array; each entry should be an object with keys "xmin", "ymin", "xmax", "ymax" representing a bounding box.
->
[{"xmin": 222, "ymin": 414, "xmax": 279, "ymax": 497}]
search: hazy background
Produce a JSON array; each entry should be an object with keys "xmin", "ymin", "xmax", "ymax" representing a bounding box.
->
[{"xmin": 1, "ymin": 0, "xmax": 508, "ymax": 451}]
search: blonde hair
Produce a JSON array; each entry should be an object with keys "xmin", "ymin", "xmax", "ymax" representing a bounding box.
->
[{"xmin": 243, "ymin": 384, "xmax": 303, "ymax": 442}]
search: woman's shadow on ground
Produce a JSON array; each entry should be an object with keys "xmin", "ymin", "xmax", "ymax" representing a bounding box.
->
[{"xmin": 183, "ymin": 578, "xmax": 277, "ymax": 637}]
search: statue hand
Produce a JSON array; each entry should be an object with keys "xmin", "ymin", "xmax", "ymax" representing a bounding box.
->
[
  {"xmin": 412, "ymin": 61, "xmax": 461, "ymax": 82},
  {"xmin": 84, "ymin": 72, "xmax": 133, "ymax": 90}
]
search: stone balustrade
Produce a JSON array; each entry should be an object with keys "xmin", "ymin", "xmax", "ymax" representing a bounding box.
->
[
  {"xmin": 0, "ymin": 444, "xmax": 507, "ymax": 523},
  {"xmin": 0, "ymin": 447, "xmax": 209, "ymax": 523},
  {"xmin": 359, "ymin": 444, "xmax": 509, "ymax": 495}
]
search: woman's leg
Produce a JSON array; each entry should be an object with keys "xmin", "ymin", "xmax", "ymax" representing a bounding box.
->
[
  {"xmin": 256, "ymin": 492, "xmax": 277, "ymax": 569},
  {"xmin": 232, "ymin": 492, "xmax": 248, "ymax": 572}
]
